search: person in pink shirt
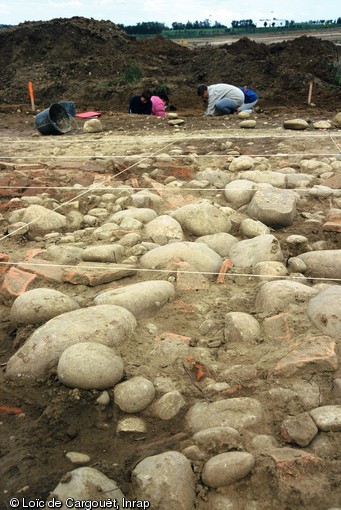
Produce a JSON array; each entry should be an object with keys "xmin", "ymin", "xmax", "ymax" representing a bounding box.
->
[{"xmin": 151, "ymin": 91, "xmax": 169, "ymax": 117}]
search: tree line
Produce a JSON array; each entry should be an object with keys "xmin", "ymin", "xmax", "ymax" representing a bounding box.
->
[{"xmin": 119, "ymin": 17, "xmax": 341, "ymax": 35}]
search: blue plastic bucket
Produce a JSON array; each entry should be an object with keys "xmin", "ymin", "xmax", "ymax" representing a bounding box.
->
[
  {"xmin": 35, "ymin": 103, "xmax": 71, "ymax": 135},
  {"xmin": 58, "ymin": 101, "xmax": 76, "ymax": 117}
]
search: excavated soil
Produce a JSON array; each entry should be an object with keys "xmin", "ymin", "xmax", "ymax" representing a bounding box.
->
[{"xmin": 0, "ymin": 16, "xmax": 341, "ymax": 510}]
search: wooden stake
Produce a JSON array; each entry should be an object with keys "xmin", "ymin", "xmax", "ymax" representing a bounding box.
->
[
  {"xmin": 28, "ymin": 81, "xmax": 35, "ymax": 111},
  {"xmin": 307, "ymin": 80, "xmax": 314, "ymax": 105}
]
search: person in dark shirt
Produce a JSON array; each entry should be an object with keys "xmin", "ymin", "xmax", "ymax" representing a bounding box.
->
[{"xmin": 128, "ymin": 90, "xmax": 152, "ymax": 114}]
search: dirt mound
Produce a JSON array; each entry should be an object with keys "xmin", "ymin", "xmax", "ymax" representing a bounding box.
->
[{"xmin": 0, "ymin": 17, "xmax": 340, "ymax": 111}]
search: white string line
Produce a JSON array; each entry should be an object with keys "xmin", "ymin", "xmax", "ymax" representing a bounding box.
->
[
  {"xmin": 1, "ymin": 131, "xmax": 341, "ymax": 144},
  {"xmin": 0, "ymin": 185, "xmax": 340, "ymax": 193},
  {"xmin": 1, "ymin": 152, "xmax": 341, "ymax": 160},
  {"xmin": 0, "ymin": 260, "xmax": 340, "ymax": 283},
  {"xmin": 0, "ymin": 134, "xmax": 195, "ymax": 243},
  {"xmin": 0, "ymin": 129, "xmax": 339, "ymax": 241}
]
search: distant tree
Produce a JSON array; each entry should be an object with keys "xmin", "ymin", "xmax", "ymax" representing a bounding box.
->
[
  {"xmin": 171, "ymin": 18, "xmax": 223, "ymax": 30},
  {"xmin": 337, "ymin": 17, "xmax": 341, "ymax": 24},
  {"xmin": 264, "ymin": 21, "xmax": 268, "ymax": 27},
  {"xmin": 121, "ymin": 21, "xmax": 166, "ymax": 35},
  {"xmin": 171, "ymin": 22, "xmax": 186, "ymax": 30},
  {"xmin": 213, "ymin": 21, "xmax": 227, "ymax": 28},
  {"xmin": 232, "ymin": 19, "xmax": 255, "ymax": 28}
]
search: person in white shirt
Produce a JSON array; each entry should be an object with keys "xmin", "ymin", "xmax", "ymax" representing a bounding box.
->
[{"xmin": 197, "ymin": 83, "xmax": 244, "ymax": 116}]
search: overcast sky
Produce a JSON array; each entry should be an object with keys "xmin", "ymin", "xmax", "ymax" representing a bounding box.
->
[{"xmin": 1, "ymin": 0, "xmax": 340, "ymax": 27}]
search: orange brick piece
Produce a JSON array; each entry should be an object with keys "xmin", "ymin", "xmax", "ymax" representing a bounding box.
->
[
  {"xmin": 2, "ymin": 267, "xmax": 37, "ymax": 297},
  {"xmin": 266, "ymin": 447, "xmax": 319, "ymax": 481},
  {"xmin": 273, "ymin": 335, "xmax": 338, "ymax": 377}
]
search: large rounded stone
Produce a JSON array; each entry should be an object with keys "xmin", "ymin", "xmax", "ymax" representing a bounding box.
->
[
  {"xmin": 5, "ymin": 305, "xmax": 136, "ymax": 381},
  {"xmin": 229, "ymin": 156, "xmax": 254, "ymax": 172},
  {"xmin": 47, "ymin": 467, "xmax": 125, "ymax": 504},
  {"xmin": 227, "ymin": 234, "xmax": 283, "ymax": 269},
  {"xmin": 144, "ymin": 215, "xmax": 184, "ymax": 242},
  {"xmin": 140, "ymin": 241, "xmax": 223, "ymax": 273},
  {"xmin": 193, "ymin": 426, "xmax": 240, "ymax": 451},
  {"xmin": 297, "ymin": 250, "xmax": 341, "ymax": 280},
  {"xmin": 110, "ymin": 208, "xmax": 157, "ymax": 224},
  {"xmin": 195, "ymin": 232, "xmax": 238, "ymax": 258},
  {"xmin": 224, "ymin": 179, "xmax": 255, "ymax": 208},
  {"xmin": 224, "ymin": 312, "xmax": 260, "ymax": 344},
  {"xmin": 8, "ymin": 204, "xmax": 67, "ymax": 239},
  {"xmin": 57, "ymin": 342, "xmax": 124, "ymax": 389},
  {"xmin": 113, "ymin": 376, "xmax": 155, "ymax": 413},
  {"xmin": 255, "ymin": 279, "xmax": 318, "ymax": 317},
  {"xmin": 94, "ymin": 280, "xmax": 175, "ymax": 319},
  {"xmin": 132, "ymin": 451, "xmax": 195, "ymax": 510},
  {"xmin": 10, "ymin": 288, "xmax": 80, "ymax": 326},
  {"xmin": 171, "ymin": 201, "xmax": 231, "ymax": 236},
  {"xmin": 307, "ymin": 286, "xmax": 341, "ymax": 339},
  {"xmin": 310, "ymin": 405, "xmax": 341, "ymax": 432},
  {"xmin": 247, "ymin": 188, "xmax": 297, "ymax": 227},
  {"xmin": 82, "ymin": 244, "xmax": 124, "ymax": 263},
  {"xmin": 186, "ymin": 398, "xmax": 263, "ymax": 432},
  {"xmin": 83, "ymin": 119, "xmax": 103, "ymax": 132},
  {"xmin": 283, "ymin": 119, "xmax": 309, "ymax": 130},
  {"xmin": 202, "ymin": 451, "xmax": 255, "ymax": 487}
]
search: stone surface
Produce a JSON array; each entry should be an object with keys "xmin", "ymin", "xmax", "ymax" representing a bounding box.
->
[
  {"xmin": 145, "ymin": 214, "xmax": 184, "ymax": 242},
  {"xmin": 5, "ymin": 305, "xmax": 136, "ymax": 381},
  {"xmin": 195, "ymin": 232, "xmax": 238, "ymax": 257},
  {"xmin": 9, "ymin": 204, "xmax": 67, "ymax": 239},
  {"xmin": 227, "ymin": 234, "xmax": 283, "ymax": 269},
  {"xmin": 57, "ymin": 342, "xmax": 124, "ymax": 389},
  {"xmin": 255, "ymin": 279, "xmax": 318, "ymax": 317},
  {"xmin": 94, "ymin": 280, "xmax": 175, "ymax": 318},
  {"xmin": 65, "ymin": 451, "xmax": 91, "ymax": 465},
  {"xmin": 283, "ymin": 119, "xmax": 309, "ymax": 130},
  {"xmin": 202, "ymin": 451, "xmax": 255, "ymax": 488},
  {"xmin": 247, "ymin": 188, "xmax": 297, "ymax": 227},
  {"xmin": 111, "ymin": 207, "xmax": 157, "ymax": 224},
  {"xmin": 186, "ymin": 398, "xmax": 263, "ymax": 432},
  {"xmin": 240, "ymin": 119, "xmax": 257, "ymax": 128},
  {"xmin": 281, "ymin": 412, "xmax": 318, "ymax": 446},
  {"xmin": 81, "ymin": 244, "xmax": 125, "ymax": 263},
  {"xmin": 297, "ymin": 250, "xmax": 341, "ymax": 279},
  {"xmin": 252, "ymin": 261, "xmax": 288, "ymax": 281},
  {"xmin": 307, "ymin": 285, "xmax": 341, "ymax": 339},
  {"xmin": 193, "ymin": 426, "xmax": 240, "ymax": 451},
  {"xmin": 224, "ymin": 179, "xmax": 255, "ymax": 208},
  {"xmin": 83, "ymin": 119, "xmax": 103, "ymax": 132},
  {"xmin": 47, "ymin": 467, "xmax": 125, "ymax": 504},
  {"xmin": 150, "ymin": 390, "xmax": 186, "ymax": 420},
  {"xmin": 113, "ymin": 376, "xmax": 155, "ymax": 413},
  {"xmin": 132, "ymin": 451, "xmax": 195, "ymax": 510},
  {"xmin": 171, "ymin": 201, "xmax": 231, "ymax": 236},
  {"xmin": 240, "ymin": 218, "xmax": 270, "ymax": 238},
  {"xmin": 10, "ymin": 288, "xmax": 80, "ymax": 326},
  {"xmin": 229, "ymin": 156, "xmax": 254, "ymax": 172},
  {"xmin": 140, "ymin": 241, "xmax": 223, "ymax": 273},
  {"xmin": 116, "ymin": 417, "xmax": 148, "ymax": 435},
  {"xmin": 224, "ymin": 312, "xmax": 260, "ymax": 344},
  {"xmin": 310, "ymin": 405, "xmax": 341, "ymax": 431}
]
